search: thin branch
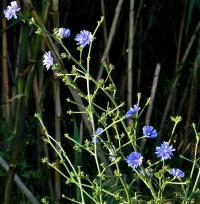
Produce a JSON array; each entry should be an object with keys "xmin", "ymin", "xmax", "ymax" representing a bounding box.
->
[
  {"xmin": 140, "ymin": 63, "xmax": 161, "ymax": 150},
  {"xmin": 145, "ymin": 63, "xmax": 161, "ymax": 125},
  {"xmin": 97, "ymin": 0, "xmax": 124, "ymax": 80},
  {"xmin": 175, "ymin": 0, "xmax": 188, "ymax": 71},
  {"xmin": 127, "ymin": 0, "xmax": 135, "ymax": 107}
]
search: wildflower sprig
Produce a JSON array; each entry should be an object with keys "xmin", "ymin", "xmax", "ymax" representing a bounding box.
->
[{"xmin": 33, "ymin": 17, "xmax": 191, "ymax": 203}]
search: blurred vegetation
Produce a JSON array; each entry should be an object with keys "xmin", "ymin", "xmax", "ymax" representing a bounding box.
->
[{"xmin": 0, "ymin": 0, "xmax": 200, "ymax": 203}]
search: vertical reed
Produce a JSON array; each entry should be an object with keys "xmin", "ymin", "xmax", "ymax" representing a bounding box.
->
[
  {"xmin": 52, "ymin": 0, "xmax": 62, "ymax": 201},
  {"xmin": 127, "ymin": 0, "xmax": 134, "ymax": 107},
  {"xmin": 1, "ymin": 0, "xmax": 10, "ymax": 121}
]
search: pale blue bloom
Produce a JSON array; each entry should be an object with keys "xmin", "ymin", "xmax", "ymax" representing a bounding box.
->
[
  {"xmin": 43, "ymin": 51, "xmax": 54, "ymax": 70},
  {"xmin": 125, "ymin": 104, "xmax": 140, "ymax": 119},
  {"xmin": 92, "ymin": 127, "xmax": 103, "ymax": 143},
  {"xmin": 170, "ymin": 168, "xmax": 184, "ymax": 178},
  {"xmin": 57, "ymin": 28, "xmax": 71, "ymax": 38},
  {"xmin": 143, "ymin": 125, "xmax": 158, "ymax": 138},
  {"xmin": 92, "ymin": 137, "xmax": 99, "ymax": 143},
  {"xmin": 75, "ymin": 30, "xmax": 93, "ymax": 47},
  {"xmin": 95, "ymin": 127, "xmax": 103, "ymax": 135},
  {"xmin": 4, "ymin": 1, "xmax": 20, "ymax": 20},
  {"xmin": 126, "ymin": 152, "xmax": 143, "ymax": 168},
  {"xmin": 155, "ymin": 141, "xmax": 175, "ymax": 160}
]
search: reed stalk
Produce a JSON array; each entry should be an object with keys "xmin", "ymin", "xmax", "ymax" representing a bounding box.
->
[
  {"xmin": 127, "ymin": 0, "xmax": 134, "ymax": 107},
  {"xmin": 4, "ymin": 18, "xmax": 29, "ymax": 203},
  {"xmin": 1, "ymin": 0, "xmax": 10, "ymax": 121},
  {"xmin": 140, "ymin": 63, "xmax": 161, "ymax": 150},
  {"xmin": 52, "ymin": 0, "xmax": 62, "ymax": 201},
  {"xmin": 97, "ymin": 0, "xmax": 124, "ymax": 80}
]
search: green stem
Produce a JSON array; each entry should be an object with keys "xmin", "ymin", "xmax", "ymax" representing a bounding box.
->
[
  {"xmin": 115, "ymin": 164, "xmax": 131, "ymax": 203},
  {"xmin": 184, "ymin": 135, "xmax": 199, "ymax": 201},
  {"xmin": 79, "ymin": 48, "xmax": 83, "ymax": 64},
  {"xmin": 187, "ymin": 167, "xmax": 200, "ymax": 202},
  {"xmin": 85, "ymin": 17, "xmax": 104, "ymax": 204}
]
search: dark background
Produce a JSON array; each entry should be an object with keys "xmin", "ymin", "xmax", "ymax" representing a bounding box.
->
[{"xmin": 0, "ymin": 0, "xmax": 200, "ymax": 203}]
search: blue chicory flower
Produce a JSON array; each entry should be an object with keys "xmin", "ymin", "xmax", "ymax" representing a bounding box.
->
[
  {"xmin": 125, "ymin": 104, "xmax": 140, "ymax": 119},
  {"xmin": 43, "ymin": 51, "xmax": 54, "ymax": 70},
  {"xmin": 75, "ymin": 30, "xmax": 93, "ymax": 47},
  {"xmin": 92, "ymin": 137, "xmax": 99, "ymax": 143},
  {"xmin": 92, "ymin": 127, "xmax": 103, "ymax": 143},
  {"xmin": 95, "ymin": 127, "xmax": 103, "ymax": 135},
  {"xmin": 169, "ymin": 168, "xmax": 185, "ymax": 178},
  {"xmin": 155, "ymin": 141, "xmax": 175, "ymax": 160},
  {"xmin": 57, "ymin": 28, "xmax": 71, "ymax": 38},
  {"xmin": 126, "ymin": 152, "xmax": 143, "ymax": 168},
  {"xmin": 143, "ymin": 125, "xmax": 158, "ymax": 138},
  {"xmin": 4, "ymin": 1, "xmax": 20, "ymax": 20}
]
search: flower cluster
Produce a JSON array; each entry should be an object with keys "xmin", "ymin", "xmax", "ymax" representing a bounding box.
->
[
  {"xmin": 41, "ymin": 30, "xmax": 93, "ymax": 70},
  {"xmin": 125, "ymin": 119, "xmax": 184, "ymax": 179},
  {"xmin": 126, "ymin": 141, "xmax": 176, "ymax": 169},
  {"xmin": 42, "ymin": 30, "xmax": 93, "ymax": 70},
  {"xmin": 126, "ymin": 143, "xmax": 184, "ymax": 180},
  {"xmin": 4, "ymin": 1, "xmax": 20, "ymax": 20},
  {"xmin": 125, "ymin": 104, "xmax": 158, "ymax": 138},
  {"xmin": 4, "ymin": 3, "xmax": 93, "ymax": 70}
]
